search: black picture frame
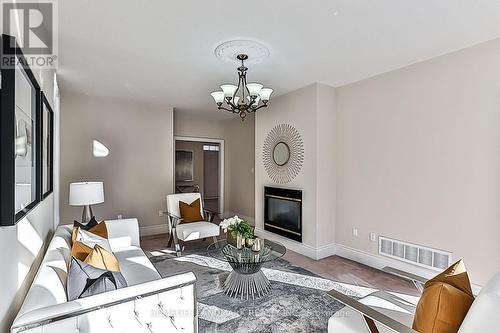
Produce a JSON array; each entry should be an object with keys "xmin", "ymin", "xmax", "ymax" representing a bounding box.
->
[
  {"xmin": 41, "ymin": 93, "xmax": 54, "ymax": 199},
  {"xmin": 0, "ymin": 34, "xmax": 42, "ymax": 226}
]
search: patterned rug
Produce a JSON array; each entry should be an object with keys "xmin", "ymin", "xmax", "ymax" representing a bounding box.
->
[{"xmin": 147, "ymin": 245, "xmax": 365, "ymax": 333}]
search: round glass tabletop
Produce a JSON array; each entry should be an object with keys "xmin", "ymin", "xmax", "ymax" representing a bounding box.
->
[{"xmin": 207, "ymin": 238, "xmax": 286, "ymax": 266}]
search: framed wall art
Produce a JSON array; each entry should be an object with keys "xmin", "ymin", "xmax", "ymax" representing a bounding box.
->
[
  {"xmin": 0, "ymin": 34, "xmax": 42, "ymax": 226},
  {"xmin": 41, "ymin": 93, "xmax": 54, "ymax": 198},
  {"xmin": 175, "ymin": 150, "xmax": 194, "ymax": 182}
]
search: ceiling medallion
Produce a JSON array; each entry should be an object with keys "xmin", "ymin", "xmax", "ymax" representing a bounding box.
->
[
  {"xmin": 214, "ymin": 39, "xmax": 270, "ymax": 65},
  {"xmin": 210, "ymin": 53, "xmax": 273, "ymax": 121}
]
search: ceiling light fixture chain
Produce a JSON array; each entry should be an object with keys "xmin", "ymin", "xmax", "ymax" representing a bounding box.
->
[{"xmin": 211, "ymin": 53, "xmax": 273, "ymax": 121}]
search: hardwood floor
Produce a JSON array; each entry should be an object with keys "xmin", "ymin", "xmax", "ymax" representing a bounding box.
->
[{"xmin": 141, "ymin": 233, "xmax": 419, "ymax": 297}]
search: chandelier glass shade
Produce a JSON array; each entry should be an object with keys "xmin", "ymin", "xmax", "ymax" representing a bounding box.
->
[{"xmin": 211, "ymin": 54, "xmax": 273, "ymax": 120}]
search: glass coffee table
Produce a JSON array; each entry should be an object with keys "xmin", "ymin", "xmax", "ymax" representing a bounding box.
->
[{"xmin": 207, "ymin": 239, "xmax": 286, "ymax": 300}]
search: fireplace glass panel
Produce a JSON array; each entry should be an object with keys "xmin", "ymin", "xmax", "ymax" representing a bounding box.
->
[{"xmin": 267, "ymin": 198, "xmax": 301, "ymax": 232}]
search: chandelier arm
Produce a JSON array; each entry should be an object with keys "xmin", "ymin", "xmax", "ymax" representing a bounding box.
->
[
  {"xmin": 218, "ymin": 106, "xmax": 234, "ymax": 112},
  {"xmin": 249, "ymin": 103, "xmax": 268, "ymax": 112},
  {"xmin": 226, "ymin": 99, "xmax": 239, "ymax": 109}
]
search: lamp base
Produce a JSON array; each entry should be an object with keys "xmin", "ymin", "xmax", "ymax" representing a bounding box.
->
[{"xmin": 81, "ymin": 205, "xmax": 94, "ymax": 224}]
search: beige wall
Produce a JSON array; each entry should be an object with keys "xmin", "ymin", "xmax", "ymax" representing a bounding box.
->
[
  {"xmin": 0, "ymin": 17, "xmax": 58, "ymax": 332},
  {"xmin": 225, "ymin": 116, "xmax": 256, "ymax": 219},
  {"xmin": 336, "ymin": 38, "xmax": 500, "ymax": 285},
  {"xmin": 174, "ymin": 111, "xmax": 255, "ymax": 219},
  {"xmin": 60, "ymin": 93, "xmax": 174, "ymax": 228}
]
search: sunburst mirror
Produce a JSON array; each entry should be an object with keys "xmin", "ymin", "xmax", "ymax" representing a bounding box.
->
[{"xmin": 263, "ymin": 124, "xmax": 304, "ymax": 184}]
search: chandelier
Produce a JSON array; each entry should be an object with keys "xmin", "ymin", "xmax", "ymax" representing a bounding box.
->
[{"xmin": 210, "ymin": 54, "xmax": 273, "ymax": 121}]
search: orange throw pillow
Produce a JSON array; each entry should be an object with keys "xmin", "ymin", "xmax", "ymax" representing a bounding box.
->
[
  {"xmin": 71, "ymin": 241, "xmax": 120, "ymax": 272},
  {"xmin": 84, "ymin": 244, "xmax": 120, "ymax": 272},
  {"xmin": 71, "ymin": 241, "xmax": 93, "ymax": 261},
  {"xmin": 412, "ymin": 260, "xmax": 474, "ymax": 333},
  {"xmin": 179, "ymin": 198, "xmax": 204, "ymax": 223}
]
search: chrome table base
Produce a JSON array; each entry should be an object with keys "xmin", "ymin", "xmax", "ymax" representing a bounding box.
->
[{"xmin": 223, "ymin": 270, "xmax": 271, "ymax": 300}]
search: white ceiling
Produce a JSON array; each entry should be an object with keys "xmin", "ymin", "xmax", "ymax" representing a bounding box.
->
[{"xmin": 58, "ymin": 0, "xmax": 500, "ymax": 116}]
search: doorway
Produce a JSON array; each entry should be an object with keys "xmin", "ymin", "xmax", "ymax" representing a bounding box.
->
[{"xmin": 174, "ymin": 136, "xmax": 224, "ymax": 218}]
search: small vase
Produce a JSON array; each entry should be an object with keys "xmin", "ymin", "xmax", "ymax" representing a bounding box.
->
[
  {"xmin": 252, "ymin": 238, "xmax": 264, "ymax": 252},
  {"xmin": 246, "ymin": 238, "xmax": 255, "ymax": 248},
  {"xmin": 236, "ymin": 234, "xmax": 244, "ymax": 249}
]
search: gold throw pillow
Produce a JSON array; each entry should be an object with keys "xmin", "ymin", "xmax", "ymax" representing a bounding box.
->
[
  {"xmin": 179, "ymin": 198, "xmax": 204, "ymax": 223},
  {"xmin": 412, "ymin": 259, "xmax": 474, "ymax": 333},
  {"xmin": 71, "ymin": 241, "xmax": 121, "ymax": 272}
]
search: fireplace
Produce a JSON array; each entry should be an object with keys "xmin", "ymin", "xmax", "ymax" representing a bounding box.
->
[{"xmin": 264, "ymin": 186, "xmax": 302, "ymax": 242}]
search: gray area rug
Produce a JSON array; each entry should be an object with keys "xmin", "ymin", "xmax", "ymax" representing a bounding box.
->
[{"xmin": 148, "ymin": 245, "xmax": 345, "ymax": 332}]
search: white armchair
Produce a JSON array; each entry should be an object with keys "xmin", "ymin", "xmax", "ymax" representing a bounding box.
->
[
  {"xmin": 328, "ymin": 267, "xmax": 500, "ymax": 333},
  {"xmin": 166, "ymin": 193, "xmax": 220, "ymax": 256}
]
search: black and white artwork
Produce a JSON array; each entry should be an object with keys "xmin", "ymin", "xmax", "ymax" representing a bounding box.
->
[
  {"xmin": 1, "ymin": 34, "xmax": 42, "ymax": 226},
  {"xmin": 176, "ymin": 150, "xmax": 194, "ymax": 181}
]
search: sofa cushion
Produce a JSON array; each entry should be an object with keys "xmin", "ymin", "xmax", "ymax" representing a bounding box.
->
[
  {"xmin": 67, "ymin": 258, "xmax": 127, "ymax": 301},
  {"xmin": 176, "ymin": 221, "xmax": 220, "ymax": 241},
  {"xmin": 112, "ymin": 246, "xmax": 161, "ymax": 285},
  {"xmin": 412, "ymin": 260, "xmax": 474, "ymax": 333},
  {"xmin": 15, "ymin": 226, "xmax": 73, "ymax": 319}
]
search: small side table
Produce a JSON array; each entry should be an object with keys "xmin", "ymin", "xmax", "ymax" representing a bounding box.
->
[{"xmin": 207, "ymin": 239, "xmax": 286, "ymax": 299}]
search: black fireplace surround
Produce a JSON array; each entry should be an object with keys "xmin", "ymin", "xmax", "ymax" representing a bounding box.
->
[{"xmin": 264, "ymin": 186, "xmax": 302, "ymax": 242}]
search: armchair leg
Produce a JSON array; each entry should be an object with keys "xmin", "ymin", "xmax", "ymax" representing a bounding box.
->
[
  {"xmin": 171, "ymin": 227, "xmax": 182, "ymax": 257},
  {"xmin": 167, "ymin": 232, "xmax": 173, "ymax": 247},
  {"xmin": 363, "ymin": 316, "xmax": 380, "ymax": 333}
]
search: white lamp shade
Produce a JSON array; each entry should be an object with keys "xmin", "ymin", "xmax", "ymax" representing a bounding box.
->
[
  {"xmin": 220, "ymin": 84, "xmax": 238, "ymax": 99},
  {"xmin": 210, "ymin": 91, "xmax": 225, "ymax": 104},
  {"xmin": 246, "ymin": 83, "xmax": 263, "ymax": 97},
  {"xmin": 259, "ymin": 88, "xmax": 273, "ymax": 102},
  {"xmin": 69, "ymin": 182, "xmax": 104, "ymax": 206}
]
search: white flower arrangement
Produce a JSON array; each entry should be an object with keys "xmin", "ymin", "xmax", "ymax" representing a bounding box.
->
[{"xmin": 219, "ymin": 215, "xmax": 243, "ymax": 233}]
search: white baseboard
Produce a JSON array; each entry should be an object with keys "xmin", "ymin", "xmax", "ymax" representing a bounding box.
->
[
  {"xmin": 254, "ymin": 227, "xmax": 336, "ymax": 260},
  {"xmin": 335, "ymin": 243, "xmax": 482, "ymax": 294},
  {"xmin": 335, "ymin": 243, "xmax": 438, "ymax": 279},
  {"xmin": 140, "ymin": 224, "xmax": 169, "ymax": 236}
]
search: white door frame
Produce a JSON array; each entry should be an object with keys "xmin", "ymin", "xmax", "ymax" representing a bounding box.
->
[{"xmin": 174, "ymin": 136, "xmax": 225, "ymax": 217}]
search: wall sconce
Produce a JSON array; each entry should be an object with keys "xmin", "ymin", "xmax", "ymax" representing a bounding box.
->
[{"xmin": 93, "ymin": 140, "xmax": 109, "ymax": 157}]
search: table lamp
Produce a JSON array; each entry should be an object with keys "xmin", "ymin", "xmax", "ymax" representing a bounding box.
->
[{"xmin": 69, "ymin": 181, "xmax": 104, "ymax": 224}]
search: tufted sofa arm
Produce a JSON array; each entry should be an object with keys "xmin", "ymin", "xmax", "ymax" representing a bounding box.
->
[{"xmin": 11, "ymin": 272, "xmax": 197, "ymax": 333}]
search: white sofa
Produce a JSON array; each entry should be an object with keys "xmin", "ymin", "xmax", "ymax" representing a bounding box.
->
[
  {"xmin": 328, "ymin": 271, "xmax": 500, "ymax": 332},
  {"xmin": 11, "ymin": 218, "xmax": 198, "ymax": 333}
]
